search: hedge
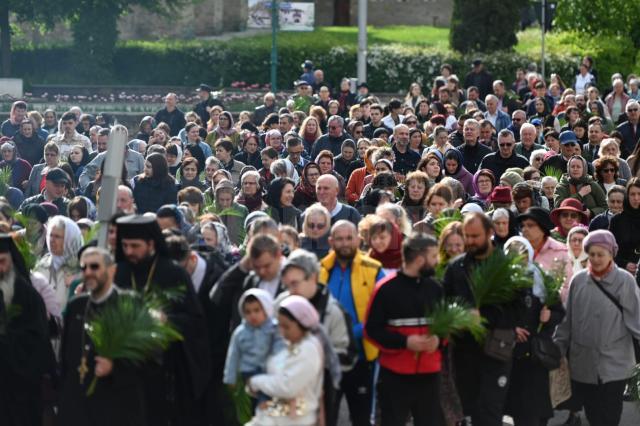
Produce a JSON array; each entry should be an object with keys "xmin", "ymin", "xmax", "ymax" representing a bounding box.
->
[{"xmin": 8, "ymin": 32, "xmax": 638, "ymax": 92}]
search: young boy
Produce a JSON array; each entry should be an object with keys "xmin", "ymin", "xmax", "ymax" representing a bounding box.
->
[{"xmin": 223, "ymin": 288, "xmax": 285, "ymax": 403}]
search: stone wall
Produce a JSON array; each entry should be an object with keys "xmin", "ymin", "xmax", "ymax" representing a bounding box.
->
[{"xmin": 316, "ymin": 0, "xmax": 452, "ymax": 27}]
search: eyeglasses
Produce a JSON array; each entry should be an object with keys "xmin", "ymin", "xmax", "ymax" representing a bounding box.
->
[
  {"xmin": 329, "ymin": 125, "xmax": 341, "ymax": 130},
  {"xmin": 602, "ymin": 168, "xmax": 615, "ymax": 173},
  {"xmin": 308, "ymin": 222, "xmax": 326, "ymax": 230},
  {"xmin": 405, "ymin": 121, "xmax": 417, "ymax": 125},
  {"xmin": 80, "ymin": 263, "xmax": 101, "ymax": 271},
  {"xmin": 512, "ymin": 118, "xmax": 523, "ymax": 122}
]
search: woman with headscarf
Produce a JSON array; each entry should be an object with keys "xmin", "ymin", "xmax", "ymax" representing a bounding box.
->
[
  {"xmin": 34, "ymin": 215, "xmax": 83, "ymax": 314},
  {"xmin": 554, "ymin": 155, "xmax": 607, "ymax": 217},
  {"xmin": 235, "ymin": 170, "xmax": 267, "ymax": 213},
  {"xmin": 503, "ymin": 236, "xmax": 565, "ymax": 426},
  {"xmin": 0, "ymin": 142, "xmax": 32, "ymax": 189},
  {"xmin": 178, "ymin": 157, "xmax": 207, "ymax": 192},
  {"xmin": 443, "ymin": 148, "xmax": 474, "ymax": 196},
  {"xmin": 135, "ymin": 116, "xmax": 155, "ymax": 142},
  {"xmin": 132, "ymin": 153, "xmax": 178, "ymax": 214},
  {"xmin": 247, "ymin": 295, "xmax": 339, "ymax": 426},
  {"xmin": 208, "ymin": 179, "xmax": 249, "ymax": 246},
  {"xmin": 566, "ymin": 225, "xmax": 589, "ymax": 274},
  {"xmin": 366, "ymin": 217, "xmax": 403, "ymax": 274},
  {"xmin": 166, "ymin": 142, "xmax": 183, "ymax": 176},
  {"xmin": 609, "ymin": 178, "xmax": 640, "ymax": 275},
  {"xmin": 201, "ymin": 220, "xmax": 237, "ymax": 263},
  {"xmin": 67, "ymin": 196, "xmax": 97, "ymax": 222},
  {"xmin": 555, "ymin": 230, "xmax": 640, "ymax": 426},
  {"xmin": 206, "ymin": 111, "xmax": 240, "ymax": 151},
  {"xmin": 469, "ymin": 168, "xmax": 496, "ymax": 208},
  {"xmin": 265, "ymin": 177, "xmax": 302, "ymax": 229},
  {"xmin": 183, "ymin": 143, "xmax": 206, "ymax": 176},
  {"xmin": 293, "ymin": 162, "xmax": 320, "ymax": 210},
  {"xmin": 491, "ymin": 207, "xmax": 519, "ymax": 248},
  {"xmin": 67, "ymin": 145, "xmax": 91, "ymax": 187}
]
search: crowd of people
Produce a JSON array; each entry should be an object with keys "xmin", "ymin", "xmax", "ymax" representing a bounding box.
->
[{"xmin": 1, "ymin": 56, "xmax": 640, "ymax": 426}]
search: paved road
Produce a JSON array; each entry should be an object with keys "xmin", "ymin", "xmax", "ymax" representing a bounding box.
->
[{"xmin": 337, "ymin": 401, "xmax": 640, "ymax": 425}]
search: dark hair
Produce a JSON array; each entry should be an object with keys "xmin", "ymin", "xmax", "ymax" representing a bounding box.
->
[
  {"xmin": 278, "ymin": 306, "xmax": 308, "ymax": 330},
  {"xmin": 61, "ymin": 111, "xmax": 76, "ymax": 122},
  {"xmin": 248, "ymin": 234, "xmax": 281, "ymax": 259},
  {"xmin": 402, "ymin": 233, "xmax": 438, "ymax": 264},
  {"xmin": 180, "ymin": 157, "xmax": 199, "ymax": 175},
  {"xmin": 594, "ymin": 156, "xmax": 619, "ymax": 182},
  {"xmin": 166, "ymin": 142, "xmax": 179, "ymax": 157},
  {"xmin": 177, "ymin": 186, "xmax": 204, "ymax": 207},
  {"xmin": 463, "ymin": 211, "xmax": 493, "ymax": 233},
  {"xmin": 165, "ymin": 234, "xmax": 190, "ymax": 262},
  {"xmin": 243, "ymin": 295, "xmax": 261, "ymax": 309},
  {"xmin": 68, "ymin": 196, "xmax": 89, "ymax": 219},
  {"xmin": 372, "ymin": 171, "xmax": 397, "ymax": 189},
  {"xmin": 214, "ymin": 138, "xmax": 234, "ymax": 153},
  {"xmin": 144, "ymin": 153, "xmax": 171, "ymax": 184},
  {"xmin": 261, "ymin": 147, "xmax": 279, "ymax": 159}
]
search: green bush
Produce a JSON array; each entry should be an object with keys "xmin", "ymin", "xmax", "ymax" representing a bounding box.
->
[{"xmin": 8, "ymin": 29, "xmax": 637, "ymax": 92}]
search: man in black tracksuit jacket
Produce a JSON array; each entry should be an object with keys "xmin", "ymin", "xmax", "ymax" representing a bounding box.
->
[
  {"xmin": 365, "ymin": 233, "xmax": 445, "ymax": 426},
  {"xmin": 442, "ymin": 212, "xmax": 518, "ymax": 426}
]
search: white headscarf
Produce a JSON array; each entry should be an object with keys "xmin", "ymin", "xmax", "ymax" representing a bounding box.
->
[
  {"xmin": 46, "ymin": 216, "xmax": 84, "ymax": 270},
  {"xmin": 504, "ymin": 236, "xmax": 546, "ymax": 302},
  {"xmin": 566, "ymin": 226, "xmax": 589, "ymax": 274}
]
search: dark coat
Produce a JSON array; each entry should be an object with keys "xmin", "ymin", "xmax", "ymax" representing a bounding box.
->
[
  {"xmin": 132, "ymin": 176, "xmax": 178, "ymax": 214},
  {"xmin": 478, "ymin": 152, "xmax": 529, "ymax": 181},
  {"xmin": 616, "ymin": 120, "xmax": 640, "ymax": 158},
  {"xmin": 57, "ymin": 289, "xmax": 146, "ymax": 426},
  {"xmin": 609, "ymin": 202, "xmax": 640, "ymax": 269},
  {"xmin": 456, "ymin": 142, "xmax": 492, "ymax": 174},
  {"xmin": 154, "ymin": 107, "xmax": 186, "ymax": 136},
  {"xmin": 310, "ymin": 132, "xmax": 349, "ymax": 159}
]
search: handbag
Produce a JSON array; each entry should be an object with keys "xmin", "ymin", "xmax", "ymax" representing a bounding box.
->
[
  {"xmin": 530, "ymin": 334, "xmax": 562, "ymax": 370},
  {"xmin": 483, "ymin": 328, "xmax": 516, "ymax": 362}
]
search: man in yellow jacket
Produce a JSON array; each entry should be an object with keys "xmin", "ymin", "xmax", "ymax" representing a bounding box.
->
[{"xmin": 319, "ymin": 220, "xmax": 384, "ymax": 426}]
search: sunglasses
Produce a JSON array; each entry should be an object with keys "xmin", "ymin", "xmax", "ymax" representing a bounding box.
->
[
  {"xmin": 80, "ymin": 263, "xmax": 101, "ymax": 271},
  {"xmin": 628, "ymin": 108, "xmax": 639, "ymax": 112},
  {"xmin": 512, "ymin": 118, "xmax": 523, "ymax": 122},
  {"xmin": 602, "ymin": 168, "xmax": 615, "ymax": 173},
  {"xmin": 308, "ymin": 222, "xmax": 326, "ymax": 230},
  {"xmin": 560, "ymin": 212, "xmax": 579, "ymax": 219},
  {"xmin": 499, "ymin": 143, "xmax": 513, "ymax": 147}
]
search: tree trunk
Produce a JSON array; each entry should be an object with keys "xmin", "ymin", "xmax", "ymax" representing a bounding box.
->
[
  {"xmin": 333, "ymin": 0, "xmax": 351, "ymax": 26},
  {"xmin": 0, "ymin": 2, "xmax": 10, "ymax": 77}
]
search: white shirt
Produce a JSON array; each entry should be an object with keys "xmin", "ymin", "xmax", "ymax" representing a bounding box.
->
[
  {"xmin": 485, "ymin": 111, "xmax": 498, "ymax": 127},
  {"xmin": 190, "ymin": 254, "xmax": 207, "ymax": 293},
  {"xmin": 330, "ymin": 202, "xmax": 343, "ymax": 218},
  {"xmin": 575, "ymin": 72, "xmax": 595, "ymax": 95}
]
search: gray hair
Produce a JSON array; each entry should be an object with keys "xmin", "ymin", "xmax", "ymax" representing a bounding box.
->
[
  {"xmin": 529, "ymin": 149, "xmax": 547, "ymax": 166},
  {"xmin": 81, "ymin": 246, "xmax": 114, "ymax": 267},
  {"xmin": 541, "ymin": 175, "xmax": 558, "ymax": 186},
  {"xmin": 497, "ymin": 129, "xmax": 515, "ymax": 140},
  {"xmin": 241, "ymin": 170, "xmax": 261, "ymax": 185},
  {"xmin": 282, "ymin": 248, "xmax": 320, "ymax": 278},
  {"xmin": 205, "ymin": 156, "xmax": 223, "ymax": 169},
  {"xmin": 626, "ymin": 100, "xmax": 640, "ymax": 112},
  {"xmin": 270, "ymin": 158, "xmax": 288, "ymax": 176},
  {"xmin": 327, "ymin": 115, "xmax": 344, "ymax": 128},
  {"xmin": 519, "ymin": 122, "xmax": 536, "ymax": 136}
]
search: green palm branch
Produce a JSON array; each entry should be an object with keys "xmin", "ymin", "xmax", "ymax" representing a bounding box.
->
[
  {"xmin": 228, "ymin": 378, "xmax": 253, "ymax": 424},
  {"xmin": 86, "ymin": 292, "xmax": 183, "ymax": 395},
  {"xmin": 0, "ymin": 166, "xmax": 12, "ymax": 196},
  {"xmin": 427, "ymin": 298, "xmax": 486, "ymax": 342},
  {"xmin": 542, "ymin": 166, "xmax": 563, "ymax": 181},
  {"xmin": 12, "ymin": 233, "xmax": 37, "ymax": 272},
  {"xmin": 469, "ymin": 250, "xmax": 532, "ymax": 308},
  {"xmin": 536, "ymin": 263, "xmax": 564, "ymax": 307},
  {"xmin": 432, "ymin": 209, "xmax": 463, "ymax": 238}
]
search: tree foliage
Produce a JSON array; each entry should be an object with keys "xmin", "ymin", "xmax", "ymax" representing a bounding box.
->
[
  {"xmin": 450, "ymin": 0, "xmax": 527, "ymax": 53},
  {"xmin": 554, "ymin": 0, "xmax": 640, "ymax": 48}
]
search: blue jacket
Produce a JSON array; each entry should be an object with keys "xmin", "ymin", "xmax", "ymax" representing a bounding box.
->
[
  {"xmin": 484, "ymin": 109, "xmax": 512, "ymax": 132},
  {"xmin": 223, "ymin": 318, "xmax": 285, "ymax": 385}
]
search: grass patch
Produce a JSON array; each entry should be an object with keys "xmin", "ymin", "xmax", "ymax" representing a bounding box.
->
[{"xmin": 227, "ymin": 25, "xmax": 450, "ymax": 49}]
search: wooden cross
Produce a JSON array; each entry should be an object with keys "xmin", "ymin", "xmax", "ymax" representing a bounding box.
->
[{"xmin": 78, "ymin": 355, "xmax": 89, "ymax": 384}]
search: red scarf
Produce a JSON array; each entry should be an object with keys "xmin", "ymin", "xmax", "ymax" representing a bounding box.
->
[
  {"xmin": 368, "ymin": 223, "xmax": 403, "ymax": 269},
  {"xmin": 588, "ymin": 260, "xmax": 614, "ymax": 279}
]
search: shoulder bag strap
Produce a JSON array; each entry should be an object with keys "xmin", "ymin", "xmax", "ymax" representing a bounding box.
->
[{"xmin": 591, "ymin": 278, "xmax": 623, "ymax": 313}]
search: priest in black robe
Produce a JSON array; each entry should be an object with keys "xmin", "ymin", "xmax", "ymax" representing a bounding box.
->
[
  {"xmin": 57, "ymin": 246, "xmax": 146, "ymax": 426},
  {"xmin": 0, "ymin": 234, "xmax": 52, "ymax": 426},
  {"xmin": 114, "ymin": 215, "xmax": 211, "ymax": 426}
]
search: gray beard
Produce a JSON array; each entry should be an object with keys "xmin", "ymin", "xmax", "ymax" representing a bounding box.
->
[{"xmin": 0, "ymin": 268, "xmax": 16, "ymax": 307}]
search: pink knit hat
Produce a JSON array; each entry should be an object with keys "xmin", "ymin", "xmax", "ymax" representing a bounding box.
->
[{"xmin": 280, "ymin": 295, "xmax": 319, "ymax": 329}]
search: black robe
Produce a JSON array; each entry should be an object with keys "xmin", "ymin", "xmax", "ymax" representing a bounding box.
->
[
  {"xmin": 114, "ymin": 255, "xmax": 211, "ymax": 426},
  {"xmin": 57, "ymin": 288, "xmax": 146, "ymax": 426},
  {"xmin": 0, "ymin": 274, "xmax": 52, "ymax": 426}
]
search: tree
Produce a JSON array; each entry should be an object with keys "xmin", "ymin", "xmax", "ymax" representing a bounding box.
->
[
  {"xmin": 554, "ymin": 0, "xmax": 640, "ymax": 48},
  {"xmin": 66, "ymin": 0, "xmax": 184, "ymax": 80},
  {"xmin": 449, "ymin": 0, "xmax": 527, "ymax": 53},
  {"xmin": 0, "ymin": 0, "xmax": 60, "ymax": 77}
]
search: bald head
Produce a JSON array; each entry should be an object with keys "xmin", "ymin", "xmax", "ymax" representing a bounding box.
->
[
  {"xmin": 316, "ymin": 174, "xmax": 340, "ymax": 210},
  {"xmin": 331, "ymin": 219, "xmax": 357, "ymax": 238},
  {"xmin": 329, "ymin": 220, "xmax": 359, "ymax": 262}
]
